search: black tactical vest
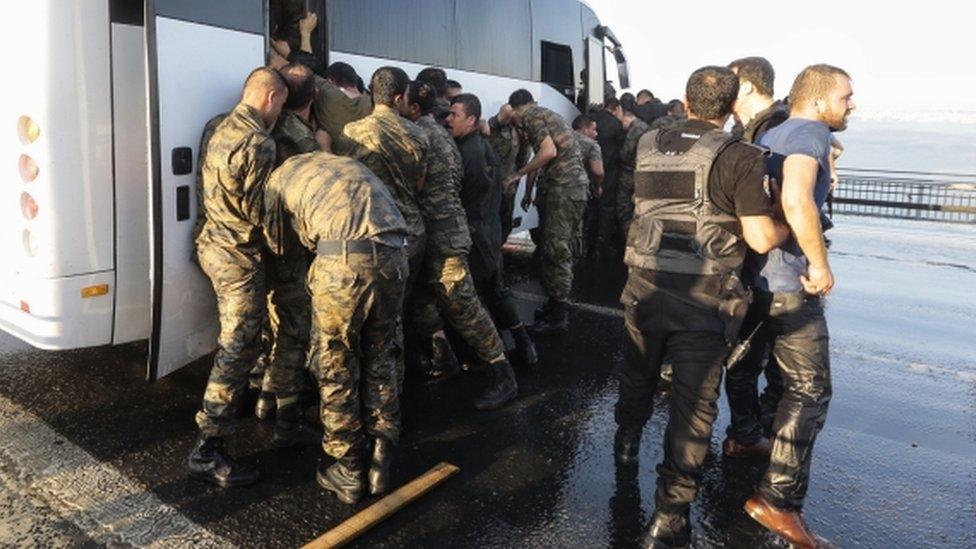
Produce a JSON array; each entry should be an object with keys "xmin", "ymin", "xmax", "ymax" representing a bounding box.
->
[{"xmin": 624, "ymin": 128, "xmax": 745, "ymax": 279}]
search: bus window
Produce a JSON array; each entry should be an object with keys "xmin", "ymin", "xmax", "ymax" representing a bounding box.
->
[
  {"xmin": 541, "ymin": 41, "xmax": 575, "ymax": 103},
  {"xmin": 331, "ymin": 0, "xmax": 457, "ymax": 68}
]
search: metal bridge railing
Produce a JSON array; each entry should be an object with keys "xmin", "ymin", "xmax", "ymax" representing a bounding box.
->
[{"xmin": 832, "ymin": 169, "xmax": 976, "ymax": 223}]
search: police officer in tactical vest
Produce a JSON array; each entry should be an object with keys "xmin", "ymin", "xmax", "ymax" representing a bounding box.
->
[{"xmin": 611, "ymin": 66, "xmax": 790, "ymax": 548}]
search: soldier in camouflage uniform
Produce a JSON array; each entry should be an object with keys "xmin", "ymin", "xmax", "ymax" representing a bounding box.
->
[
  {"xmin": 343, "ymin": 67, "xmax": 429, "ymax": 388},
  {"xmin": 187, "ymin": 67, "xmax": 288, "ymax": 488},
  {"xmin": 401, "ymin": 83, "xmax": 526, "ymax": 409},
  {"xmin": 416, "ymin": 66, "xmax": 452, "ymax": 127},
  {"xmin": 506, "ymin": 90, "xmax": 589, "ymax": 335},
  {"xmin": 572, "ymin": 115, "xmax": 605, "ymax": 259},
  {"xmin": 487, "ymin": 104, "xmax": 531, "ymax": 243},
  {"xmin": 614, "ymin": 96, "xmax": 652, "ymax": 234},
  {"xmin": 264, "ymin": 149, "xmax": 408, "ymax": 505}
]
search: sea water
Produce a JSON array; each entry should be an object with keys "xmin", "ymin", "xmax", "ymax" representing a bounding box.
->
[{"xmin": 835, "ymin": 119, "xmax": 976, "ymax": 175}]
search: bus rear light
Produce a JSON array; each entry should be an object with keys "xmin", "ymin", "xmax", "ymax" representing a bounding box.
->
[
  {"xmin": 20, "ymin": 192, "xmax": 38, "ymax": 220},
  {"xmin": 19, "ymin": 301, "xmax": 30, "ymax": 314},
  {"xmin": 81, "ymin": 284, "xmax": 109, "ymax": 298},
  {"xmin": 22, "ymin": 229, "xmax": 37, "ymax": 256},
  {"xmin": 17, "ymin": 116, "xmax": 40, "ymax": 144},
  {"xmin": 19, "ymin": 154, "xmax": 38, "ymax": 183}
]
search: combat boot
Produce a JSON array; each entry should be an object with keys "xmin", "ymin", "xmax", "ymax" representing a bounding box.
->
[
  {"xmin": 530, "ymin": 300, "xmax": 569, "ymax": 336},
  {"xmin": 317, "ymin": 454, "xmax": 366, "ymax": 504},
  {"xmin": 254, "ymin": 391, "xmax": 276, "ymax": 420},
  {"xmin": 640, "ymin": 510, "xmax": 691, "ymax": 548},
  {"xmin": 367, "ymin": 436, "xmax": 394, "ymax": 495},
  {"xmin": 187, "ymin": 436, "xmax": 260, "ymax": 488},
  {"xmin": 614, "ymin": 425, "xmax": 642, "ymax": 466},
  {"xmin": 511, "ymin": 325, "xmax": 539, "ymax": 367},
  {"xmin": 272, "ymin": 399, "xmax": 319, "ymax": 448},
  {"xmin": 429, "ymin": 335, "xmax": 460, "ymax": 380},
  {"xmin": 474, "ymin": 359, "xmax": 518, "ymax": 410}
]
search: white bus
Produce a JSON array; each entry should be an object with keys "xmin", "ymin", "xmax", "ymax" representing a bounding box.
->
[{"xmin": 1, "ymin": 0, "xmax": 629, "ymax": 381}]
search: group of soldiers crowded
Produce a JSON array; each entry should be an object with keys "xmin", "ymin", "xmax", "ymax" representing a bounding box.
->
[{"xmin": 188, "ymin": 9, "xmax": 853, "ymax": 548}]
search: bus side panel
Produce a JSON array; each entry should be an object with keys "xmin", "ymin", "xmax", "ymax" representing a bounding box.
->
[
  {"xmin": 0, "ymin": 0, "xmax": 115, "ymax": 349},
  {"xmin": 111, "ymin": 22, "xmax": 151, "ymax": 345}
]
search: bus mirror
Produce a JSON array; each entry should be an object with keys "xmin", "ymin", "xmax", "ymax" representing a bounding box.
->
[{"xmin": 614, "ymin": 48, "xmax": 630, "ymax": 89}]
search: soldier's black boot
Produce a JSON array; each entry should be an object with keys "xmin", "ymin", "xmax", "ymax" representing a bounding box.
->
[
  {"xmin": 367, "ymin": 436, "xmax": 394, "ymax": 496},
  {"xmin": 474, "ymin": 359, "xmax": 518, "ymax": 410},
  {"xmin": 317, "ymin": 453, "xmax": 366, "ymax": 504},
  {"xmin": 511, "ymin": 324, "xmax": 539, "ymax": 366},
  {"xmin": 272, "ymin": 399, "xmax": 319, "ymax": 448},
  {"xmin": 255, "ymin": 391, "xmax": 276, "ymax": 420},
  {"xmin": 428, "ymin": 335, "xmax": 460, "ymax": 379},
  {"xmin": 640, "ymin": 510, "xmax": 691, "ymax": 549},
  {"xmin": 187, "ymin": 436, "xmax": 261, "ymax": 488},
  {"xmin": 614, "ymin": 425, "xmax": 642, "ymax": 466},
  {"xmin": 530, "ymin": 300, "xmax": 569, "ymax": 336}
]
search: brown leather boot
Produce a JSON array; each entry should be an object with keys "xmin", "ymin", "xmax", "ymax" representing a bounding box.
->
[
  {"xmin": 744, "ymin": 493, "xmax": 833, "ymax": 549},
  {"xmin": 722, "ymin": 436, "xmax": 771, "ymax": 459}
]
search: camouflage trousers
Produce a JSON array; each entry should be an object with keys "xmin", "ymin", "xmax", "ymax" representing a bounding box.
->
[
  {"xmin": 540, "ymin": 185, "xmax": 586, "ymax": 302},
  {"xmin": 307, "ymin": 247, "xmax": 407, "ymax": 460},
  {"xmin": 616, "ymin": 168, "xmax": 636, "ymax": 236},
  {"xmin": 195, "ymin": 246, "xmax": 267, "ymax": 438},
  {"xmin": 262, "ymin": 252, "xmax": 312, "ymax": 398},
  {"xmin": 410, "ymin": 254, "xmax": 506, "ymax": 364}
]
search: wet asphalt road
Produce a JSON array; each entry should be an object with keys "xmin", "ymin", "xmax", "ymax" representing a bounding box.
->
[{"xmin": 0, "ymin": 214, "xmax": 974, "ymax": 548}]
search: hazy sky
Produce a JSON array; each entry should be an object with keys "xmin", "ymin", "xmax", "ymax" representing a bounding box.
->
[{"xmin": 587, "ymin": 0, "xmax": 976, "ymax": 118}]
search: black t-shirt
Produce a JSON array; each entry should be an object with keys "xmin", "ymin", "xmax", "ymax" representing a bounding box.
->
[
  {"xmin": 654, "ymin": 119, "xmax": 773, "ymax": 219},
  {"xmin": 591, "ymin": 109, "xmax": 623, "ymax": 169}
]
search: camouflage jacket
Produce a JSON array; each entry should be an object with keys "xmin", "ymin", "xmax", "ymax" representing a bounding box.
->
[
  {"xmin": 195, "ymin": 103, "xmax": 276, "ymax": 259},
  {"xmin": 487, "ymin": 115, "xmax": 530, "ymax": 195},
  {"xmin": 519, "ymin": 104, "xmax": 588, "ymax": 199},
  {"xmin": 344, "ymin": 105, "xmax": 429, "ymax": 239},
  {"xmin": 272, "ymin": 110, "xmax": 319, "ymax": 156},
  {"xmin": 312, "ymin": 76, "xmax": 372, "ymax": 155},
  {"xmin": 620, "ymin": 117, "xmax": 651, "ymax": 174},
  {"xmin": 263, "ymin": 152, "xmax": 408, "ymax": 257},
  {"xmin": 415, "ymin": 114, "xmax": 471, "ymax": 256},
  {"xmin": 574, "ymin": 133, "xmax": 603, "ymax": 167}
]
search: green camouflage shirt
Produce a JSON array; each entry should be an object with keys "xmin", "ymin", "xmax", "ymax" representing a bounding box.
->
[
  {"xmin": 574, "ymin": 133, "xmax": 602, "ymax": 166},
  {"xmin": 271, "ymin": 110, "xmax": 318, "ymax": 157},
  {"xmin": 487, "ymin": 115, "xmax": 530, "ymax": 194},
  {"xmin": 621, "ymin": 117, "xmax": 651, "ymax": 173},
  {"xmin": 344, "ymin": 104, "xmax": 429, "ymax": 239},
  {"xmin": 312, "ymin": 76, "xmax": 373, "ymax": 156},
  {"xmin": 263, "ymin": 152, "xmax": 408, "ymax": 256},
  {"xmin": 519, "ymin": 105, "xmax": 588, "ymax": 198},
  {"xmin": 195, "ymin": 103, "xmax": 276, "ymax": 257},
  {"xmin": 415, "ymin": 114, "xmax": 471, "ymax": 256}
]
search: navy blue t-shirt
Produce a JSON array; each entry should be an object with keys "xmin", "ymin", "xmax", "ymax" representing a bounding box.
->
[{"xmin": 750, "ymin": 119, "xmax": 833, "ymax": 292}]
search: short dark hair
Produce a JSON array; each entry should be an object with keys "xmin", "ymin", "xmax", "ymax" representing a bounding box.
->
[
  {"xmin": 620, "ymin": 93, "xmax": 637, "ymax": 115},
  {"xmin": 728, "ymin": 56, "xmax": 775, "ymax": 98},
  {"xmin": 279, "ymin": 63, "xmax": 316, "ymax": 110},
  {"xmin": 416, "ymin": 67, "xmax": 448, "ymax": 97},
  {"xmin": 451, "ymin": 93, "xmax": 482, "ymax": 120},
  {"xmin": 326, "ymin": 62, "xmax": 359, "ymax": 88},
  {"xmin": 406, "ymin": 81, "xmax": 437, "ymax": 116},
  {"xmin": 685, "ymin": 66, "xmax": 739, "ymax": 120},
  {"xmin": 604, "ymin": 96, "xmax": 620, "ymax": 111},
  {"xmin": 370, "ymin": 66, "xmax": 410, "ymax": 107},
  {"xmin": 446, "ymin": 79, "xmax": 462, "ymax": 90},
  {"xmin": 572, "ymin": 114, "xmax": 595, "ymax": 131},
  {"xmin": 637, "ymin": 89, "xmax": 654, "ymax": 100},
  {"xmin": 288, "ymin": 51, "xmax": 322, "ymax": 75},
  {"xmin": 508, "ymin": 89, "xmax": 534, "ymax": 108}
]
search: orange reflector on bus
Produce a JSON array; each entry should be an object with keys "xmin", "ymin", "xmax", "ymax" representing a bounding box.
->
[
  {"xmin": 19, "ymin": 154, "xmax": 38, "ymax": 182},
  {"xmin": 81, "ymin": 284, "xmax": 109, "ymax": 298},
  {"xmin": 21, "ymin": 192, "xmax": 38, "ymax": 220},
  {"xmin": 17, "ymin": 116, "xmax": 40, "ymax": 144},
  {"xmin": 19, "ymin": 301, "xmax": 30, "ymax": 313}
]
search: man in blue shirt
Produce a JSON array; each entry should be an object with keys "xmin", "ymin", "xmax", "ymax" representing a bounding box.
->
[{"xmin": 742, "ymin": 64, "xmax": 855, "ymax": 548}]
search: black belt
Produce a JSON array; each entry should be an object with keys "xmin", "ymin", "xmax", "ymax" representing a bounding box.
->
[{"xmin": 316, "ymin": 239, "xmax": 392, "ymax": 256}]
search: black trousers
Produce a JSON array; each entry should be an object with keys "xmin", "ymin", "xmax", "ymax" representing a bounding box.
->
[
  {"xmin": 469, "ymin": 245, "xmax": 522, "ymax": 331},
  {"xmin": 614, "ymin": 270, "xmax": 728, "ymax": 515}
]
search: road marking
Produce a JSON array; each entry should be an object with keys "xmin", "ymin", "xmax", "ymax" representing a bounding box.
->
[
  {"xmin": 510, "ymin": 290, "xmax": 624, "ymax": 319},
  {"xmin": 0, "ymin": 394, "xmax": 233, "ymax": 548}
]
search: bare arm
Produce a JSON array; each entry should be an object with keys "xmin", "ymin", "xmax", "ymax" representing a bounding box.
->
[
  {"xmin": 507, "ymin": 136, "xmax": 556, "ymax": 186},
  {"xmin": 739, "ymin": 215, "xmax": 790, "ymax": 254},
  {"xmin": 588, "ymin": 158, "xmax": 605, "ymax": 196},
  {"xmin": 781, "ymin": 154, "xmax": 833, "ymax": 294},
  {"xmin": 298, "ymin": 12, "xmax": 317, "ymax": 53},
  {"xmin": 520, "ymin": 170, "xmax": 537, "ymax": 212},
  {"xmin": 314, "ymin": 129, "xmax": 332, "ymax": 152}
]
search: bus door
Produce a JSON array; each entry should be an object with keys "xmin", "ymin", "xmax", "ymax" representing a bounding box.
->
[
  {"xmin": 144, "ymin": 0, "xmax": 266, "ymax": 381},
  {"xmin": 585, "ymin": 36, "xmax": 605, "ymax": 109}
]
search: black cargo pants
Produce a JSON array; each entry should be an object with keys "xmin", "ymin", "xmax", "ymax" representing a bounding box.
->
[{"xmin": 614, "ymin": 269, "xmax": 728, "ymax": 515}]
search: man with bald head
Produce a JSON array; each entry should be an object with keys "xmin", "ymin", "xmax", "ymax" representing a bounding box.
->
[{"xmin": 188, "ymin": 67, "xmax": 287, "ymax": 488}]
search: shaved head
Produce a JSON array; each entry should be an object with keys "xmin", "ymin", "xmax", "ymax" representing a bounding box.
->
[
  {"xmin": 279, "ymin": 63, "xmax": 316, "ymax": 109},
  {"xmin": 244, "ymin": 66, "xmax": 287, "ymax": 97},
  {"xmin": 242, "ymin": 66, "xmax": 288, "ymax": 126}
]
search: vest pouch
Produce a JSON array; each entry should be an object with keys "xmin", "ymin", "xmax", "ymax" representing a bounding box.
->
[
  {"xmin": 626, "ymin": 213, "xmax": 663, "ymax": 258},
  {"xmin": 717, "ymin": 273, "xmax": 753, "ymax": 344},
  {"xmin": 696, "ymin": 220, "xmax": 744, "ymax": 275}
]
